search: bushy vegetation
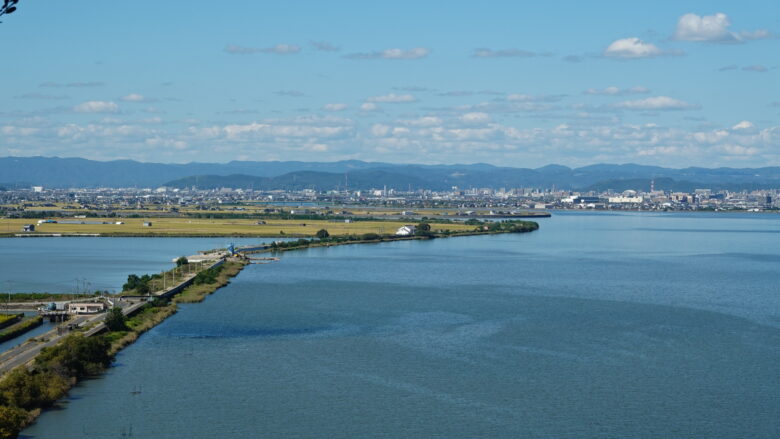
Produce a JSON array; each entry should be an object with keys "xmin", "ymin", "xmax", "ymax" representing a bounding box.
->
[
  {"xmin": 0, "ymin": 335, "xmax": 114, "ymax": 438},
  {"xmin": 122, "ymin": 273, "xmax": 152, "ymax": 294},
  {"xmin": 104, "ymin": 307, "xmax": 127, "ymax": 332},
  {"xmin": 476, "ymin": 220, "xmax": 539, "ymax": 233},
  {"xmin": 192, "ymin": 264, "xmax": 224, "ymax": 285}
]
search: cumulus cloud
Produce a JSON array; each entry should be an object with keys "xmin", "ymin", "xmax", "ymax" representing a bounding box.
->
[
  {"xmin": 603, "ymin": 38, "xmax": 681, "ymax": 59},
  {"xmin": 673, "ymin": 13, "xmax": 771, "ymax": 43},
  {"xmin": 344, "ymin": 47, "xmax": 429, "ymax": 60},
  {"xmin": 323, "ymin": 103, "xmax": 348, "ymax": 111},
  {"xmin": 732, "ymin": 120, "xmax": 754, "ymax": 130},
  {"xmin": 613, "ymin": 96, "xmax": 697, "ymax": 111},
  {"xmin": 459, "ymin": 112, "xmax": 490, "ymax": 124},
  {"xmin": 360, "ymin": 102, "xmax": 380, "ymax": 112},
  {"xmin": 583, "ymin": 86, "xmax": 650, "ymax": 96},
  {"xmin": 310, "ymin": 41, "xmax": 340, "ymax": 52},
  {"xmin": 73, "ymin": 101, "xmax": 119, "ymax": 113},
  {"xmin": 366, "ymin": 93, "xmax": 416, "ymax": 103},
  {"xmin": 471, "ymin": 48, "xmax": 549, "ymax": 58},
  {"xmin": 224, "ymin": 44, "xmax": 301, "ymax": 55}
]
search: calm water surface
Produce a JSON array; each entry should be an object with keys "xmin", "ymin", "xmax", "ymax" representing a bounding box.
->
[
  {"xmin": 20, "ymin": 212, "xmax": 780, "ymax": 438},
  {"xmin": 0, "ymin": 237, "xmax": 277, "ymax": 293}
]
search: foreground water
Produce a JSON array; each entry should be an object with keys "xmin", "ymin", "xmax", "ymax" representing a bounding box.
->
[{"xmin": 21, "ymin": 212, "xmax": 780, "ymax": 438}]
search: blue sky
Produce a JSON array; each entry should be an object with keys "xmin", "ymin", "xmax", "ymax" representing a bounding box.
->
[{"xmin": 1, "ymin": 0, "xmax": 778, "ymax": 167}]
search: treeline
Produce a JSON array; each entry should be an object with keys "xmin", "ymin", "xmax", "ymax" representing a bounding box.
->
[
  {"xmin": 0, "ymin": 335, "xmax": 113, "ymax": 438},
  {"xmin": 4, "ymin": 292, "xmax": 103, "ymax": 302}
]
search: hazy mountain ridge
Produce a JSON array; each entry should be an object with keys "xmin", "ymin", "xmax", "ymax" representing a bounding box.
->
[{"xmin": 2, "ymin": 156, "xmax": 780, "ymax": 190}]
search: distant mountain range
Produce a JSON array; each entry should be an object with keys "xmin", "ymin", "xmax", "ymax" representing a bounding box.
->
[{"xmin": 1, "ymin": 156, "xmax": 780, "ymax": 191}]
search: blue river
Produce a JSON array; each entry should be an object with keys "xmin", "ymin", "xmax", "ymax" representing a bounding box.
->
[{"xmin": 15, "ymin": 212, "xmax": 780, "ymax": 438}]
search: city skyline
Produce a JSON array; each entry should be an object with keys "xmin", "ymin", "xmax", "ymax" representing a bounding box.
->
[{"xmin": 1, "ymin": 0, "xmax": 778, "ymax": 167}]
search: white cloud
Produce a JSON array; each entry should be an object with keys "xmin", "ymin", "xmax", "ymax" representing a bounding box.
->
[
  {"xmin": 400, "ymin": 116, "xmax": 442, "ymax": 127},
  {"xmin": 613, "ymin": 96, "xmax": 697, "ymax": 111},
  {"xmin": 366, "ymin": 93, "xmax": 416, "ymax": 103},
  {"xmin": 360, "ymin": 102, "xmax": 380, "ymax": 111},
  {"xmin": 717, "ymin": 144, "xmax": 759, "ymax": 156},
  {"xmin": 224, "ymin": 44, "xmax": 301, "ymax": 55},
  {"xmin": 471, "ymin": 48, "xmax": 546, "ymax": 58},
  {"xmin": 507, "ymin": 93, "xmax": 564, "ymax": 103},
  {"xmin": 673, "ymin": 13, "xmax": 770, "ymax": 43},
  {"xmin": 222, "ymin": 122, "xmax": 352, "ymax": 140},
  {"xmin": 345, "ymin": 48, "xmax": 429, "ymax": 60},
  {"xmin": 732, "ymin": 121, "xmax": 754, "ymax": 130},
  {"xmin": 459, "ymin": 112, "xmax": 490, "ymax": 123},
  {"xmin": 120, "ymin": 94, "xmax": 156, "ymax": 103},
  {"xmin": 371, "ymin": 124, "xmax": 390, "ymax": 136},
  {"xmin": 323, "ymin": 103, "xmax": 348, "ymax": 111},
  {"xmin": 584, "ymin": 86, "xmax": 650, "ymax": 96},
  {"xmin": 73, "ymin": 101, "xmax": 119, "ymax": 113},
  {"xmin": 603, "ymin": 38, "xmax": 679, "ymax": 59}
]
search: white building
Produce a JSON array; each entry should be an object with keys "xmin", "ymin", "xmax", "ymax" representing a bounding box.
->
[
  {"xmin": 67, "ymin": 302, "xmax": 107, "ymax": 315},
  {"xmin": 395, "ymin": 225, "xmax": 417, "ymax": 236}
]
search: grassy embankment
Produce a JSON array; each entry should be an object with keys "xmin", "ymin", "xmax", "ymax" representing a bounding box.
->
[
  {"xmin": 0, "ymin": 317, "xmax": 44, "ymax": 345},
  {"xmin": 0, "ymin": 315, "xmax": 22, "ymax": 330}
]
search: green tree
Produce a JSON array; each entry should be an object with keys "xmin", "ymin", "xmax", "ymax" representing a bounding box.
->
[
  {"xmin": 176, "ymin": 256, "xmax": 189, "ymax": 267},
  {"xmin": 104, "ymin": 307, "xmax": 127, "ymax": 332},
  {"xmin": 315, "ymin": 229, "xmax": 330, "ymax": 239},
  {"xmin": 122, "ymin": 274, "xmax": 141, "ymax": 291},
  {"xmin": 0, "ymin": 405, "xmax": 28, "ymax": 439},
  {"xmin": 416, "ymin": 222, "xmax": 431, "ymax": 232}
]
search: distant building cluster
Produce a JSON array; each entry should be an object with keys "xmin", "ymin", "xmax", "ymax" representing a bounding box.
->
[{"xmin": 0, "ymin": 184, "xmax": 778, "ymax": 217}]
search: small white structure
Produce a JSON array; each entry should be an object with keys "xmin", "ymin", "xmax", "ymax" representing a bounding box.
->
[
  {"xmin": 67, "ymin": 302, "xmax": 107, "ymax": 315},
  {"xmin": 395, "ymin": 225, "xmax": 417, "ymax": 236}
]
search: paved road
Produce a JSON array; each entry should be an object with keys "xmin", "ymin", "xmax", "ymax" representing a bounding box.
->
[{"xmin": 0, "ymin": 300, "xmax": 145, "ymax": 376}]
